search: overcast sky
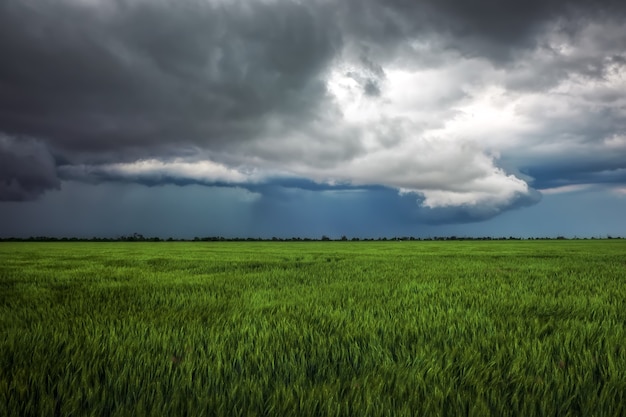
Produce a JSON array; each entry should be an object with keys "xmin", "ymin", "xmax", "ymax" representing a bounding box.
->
[{"xmin": 1, "ymin": 0, "xmax": 625, "ymax": 238}]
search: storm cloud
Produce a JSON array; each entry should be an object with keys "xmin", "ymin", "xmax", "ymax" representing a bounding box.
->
[
  {"xmin": 0, "ymin": 134, "xmax": 59, "ymax": 201},
  {"xmin": 1, "ymin": 0, "xmax": 625, "ymax": 231}
]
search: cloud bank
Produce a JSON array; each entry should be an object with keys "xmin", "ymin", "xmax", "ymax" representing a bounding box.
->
[{"xmin": 1, "ymin": 0, "xmax": 625, "ymax": 223}]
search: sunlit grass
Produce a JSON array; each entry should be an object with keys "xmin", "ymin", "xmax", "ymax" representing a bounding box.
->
[{"xmin": 1, "ymin": 241, "xmax": 625, "ymax": 416}]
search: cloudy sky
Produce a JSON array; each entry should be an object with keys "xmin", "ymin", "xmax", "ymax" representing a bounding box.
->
[{"xmin": 1, "ymin": 0, "xmax": 625, "ymax": 238}]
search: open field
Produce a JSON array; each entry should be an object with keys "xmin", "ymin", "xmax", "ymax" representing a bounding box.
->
[{"xmin": 1, "ymin": 240, "xmax": 626, "ymax": 416}]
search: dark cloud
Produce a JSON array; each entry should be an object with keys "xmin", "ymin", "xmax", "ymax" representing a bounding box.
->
[
  {"xmin": 343, "ymin": 0, "xmax": 626, "ymax": 62},
  {"xmin": 4, "ymin": 0, "xmax": 622, "ymax": 164},
  {"xmin": 0, "ymin": 134, "xmax": 60, "ymax": 201},
  {"xmin": 522, "ymin": 159, "xmax": 626, "ymax": 190},
  {"xmin": 503, "ymin": 84, "xmax": 626, "ymax": 190},
  {"xmin": 1, "ymin": 0, "xmax": 625, "ymax": 234},
  {"xmin": 512, "ymin": 150, "xmax": 626, "ymax": 193},
  {"xmin": 0, "ymin": 0, "xmax": 340, "ymax": 160},
  {"xmin": 502, "ymin": 27, "xmax": 626, "ymax": 92}
]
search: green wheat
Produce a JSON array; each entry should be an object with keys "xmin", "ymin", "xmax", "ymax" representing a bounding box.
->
[{"xmin": 1, "ymin": 240, "xmax": 625, "ymax": 416}]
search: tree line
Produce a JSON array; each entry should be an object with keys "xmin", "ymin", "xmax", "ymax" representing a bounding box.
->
[{"xmin": 0, "ymin": 234, "xmax": 622, "ymax": 242}]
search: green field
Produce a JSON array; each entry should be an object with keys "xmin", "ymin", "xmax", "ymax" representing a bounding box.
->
[{"xmin": 1, "ymin": 241, "xmax": 626, "ymax": 416}]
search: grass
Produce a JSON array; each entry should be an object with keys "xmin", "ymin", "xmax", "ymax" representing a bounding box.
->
[{"xmin": 1, "ymin": 240, "xmax": 625, "ymax": 416}]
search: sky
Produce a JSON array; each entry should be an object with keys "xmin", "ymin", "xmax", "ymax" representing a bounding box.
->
[{"xmin": 1, "ymin": 0, "xmax": 626, "ymax": 239}]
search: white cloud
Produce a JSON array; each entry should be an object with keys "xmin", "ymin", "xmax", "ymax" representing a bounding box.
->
[
  {"xmin": 271, "ymin": 58, "xmax": 534, "ymax": 208},
  {"xmin": 60, "ymin": 158, "xmax": 263, "ymax": 185}
]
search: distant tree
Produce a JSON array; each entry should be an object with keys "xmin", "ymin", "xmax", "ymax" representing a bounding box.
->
[{"xmin": 321, "ymin": 235, "xmax": 330, "ymax": 241}]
